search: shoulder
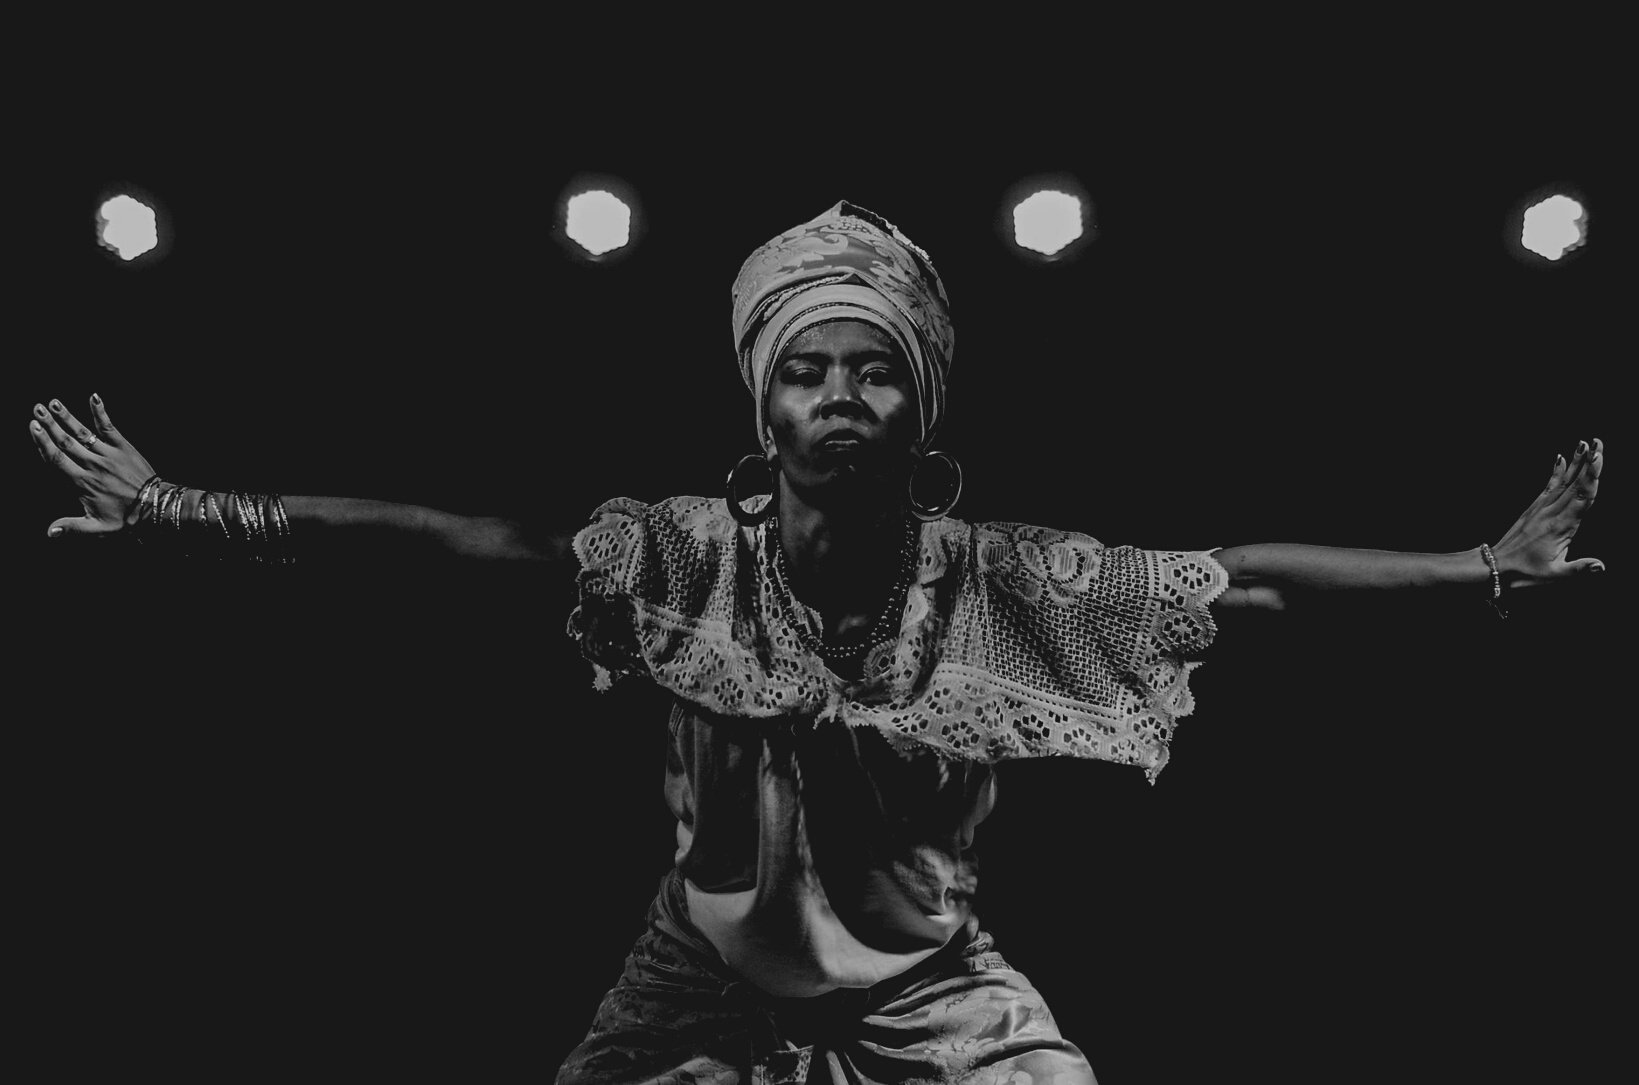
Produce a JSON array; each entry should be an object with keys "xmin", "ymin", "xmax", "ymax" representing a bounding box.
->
[
  {"xmin": 575, "ymin": 497, "xmax": 745, "ymax": 567},
  {"xmin": 583, "ymin": 496, "xmax": 736, "ymax": 534},
  {"xmin": 962, "ymin": 519, "xmax": 1107, "ymax": 579}
]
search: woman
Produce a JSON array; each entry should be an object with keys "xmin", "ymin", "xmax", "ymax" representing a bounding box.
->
[{"xmin": 30, "ymin": 201, "xmax": 1606, "ymax": 1084}]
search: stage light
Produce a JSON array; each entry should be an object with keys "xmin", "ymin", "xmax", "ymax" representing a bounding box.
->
[
  {"xmin": 565, "ymin": 190, "xmax": 632, "ymax": 257},
  {"xmin": 96, "ymin": 194, "xmax": 159, "ymax": 261},
  {"xmin": 998, "ymin": 175, "xmax": 1094, "ymax": 264},
  {"xmin": 1520, "ymin": 194, "xmax": 1586, "ymax": 261},
  {"xmin": 1012, "ymin": 190, "xmax": 1084, "ymax": 256}
]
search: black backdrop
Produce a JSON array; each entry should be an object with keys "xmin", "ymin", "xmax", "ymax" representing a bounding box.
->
[{"xmin": 13, "ymin": 41, "xmax": 1627, "ymax": 1084}]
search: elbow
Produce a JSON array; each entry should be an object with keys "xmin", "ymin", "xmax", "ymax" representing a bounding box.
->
[
  {"xmin": 479, "ymin": 518, "xmax": 564, "ymax": 563},
  {"xmin": 1216, "ymin": 583, "xmax": 1287, "ymax": 611}
]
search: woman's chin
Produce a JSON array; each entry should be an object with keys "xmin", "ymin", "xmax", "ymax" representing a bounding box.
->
[
  {"xmin": 786, "ymin": 462, "xmax": 891, "ymax": 504},
  {"xmin": 791, "ymin": 466, "xmax": 900, "ymax": 512}
]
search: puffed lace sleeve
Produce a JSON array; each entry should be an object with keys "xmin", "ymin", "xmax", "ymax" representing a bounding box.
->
[
  {"xmin": 857, "ymin": 521, "xmax": 1231, "ymax": 782},
  {"xmin": 564, "ymin": 497, "xmax": 653, "ymax": 690},
  {"xmin": 564, "ymin": 495, "xmax": 825, "ymax": 708}
]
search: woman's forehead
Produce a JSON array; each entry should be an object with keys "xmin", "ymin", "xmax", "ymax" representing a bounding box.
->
[{"xmin": 778, "ymin": 320, "xmax": 901, "ymax": 360}]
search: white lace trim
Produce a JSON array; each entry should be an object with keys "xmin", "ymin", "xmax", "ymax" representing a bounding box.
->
[{"xmin": 568, "ymin": 497, "xmax": 1229, "ymax": 783}]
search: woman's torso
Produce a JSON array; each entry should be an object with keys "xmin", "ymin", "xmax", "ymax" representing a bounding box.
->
[{"xmin": 664, "ymin": 700, "xmax": 997, "ymax": 997}]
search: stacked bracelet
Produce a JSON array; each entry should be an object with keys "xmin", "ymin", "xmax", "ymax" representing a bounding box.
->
[
  {"xmin": 129, "ymin": 478, "xmax": 293, "ymax": 564},
  {"xmin": 1478, "ymin": 543, "xmax": 1507, "ymax": 620}
]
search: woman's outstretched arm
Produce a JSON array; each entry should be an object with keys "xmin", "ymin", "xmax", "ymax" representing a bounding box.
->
[
  {"xmin": 1212, "ymin": 437, "xmax": 1605, "ymax": 611},
  {"xmin": 28, "ymin": 394, "xmax": 572, "ymax": 563}
]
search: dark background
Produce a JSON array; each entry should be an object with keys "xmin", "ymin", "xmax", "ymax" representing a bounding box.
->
[{"xmin": 13, "ymin": 37, "xmax": 1627, "ymax": 1084}]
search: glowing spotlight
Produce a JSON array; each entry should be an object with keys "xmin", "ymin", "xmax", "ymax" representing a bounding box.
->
[
  {"xmin": 96, "ymin": 194, "xmax": 159, "ymax": 261},
  {"xmin": 1012, "ymin": 190, "xmax": 1084, "ymax": 256},
  {"xmin": 1520, "ymin": 194, "xmax": 1586, "ymax": 261},
  {"xmin": 565, "ymin": 190, "xmax": 632, "ymax": 256}
]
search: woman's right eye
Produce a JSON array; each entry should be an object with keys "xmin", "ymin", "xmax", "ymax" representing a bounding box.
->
[{"xmin": 783, "ymin": 368, "xmax": 822, "ymax": 385}]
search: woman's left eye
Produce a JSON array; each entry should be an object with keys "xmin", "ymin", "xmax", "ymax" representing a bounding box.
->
[{"xmin": 862, "ymin": 368, "xmax": 896, "ymax": 384}]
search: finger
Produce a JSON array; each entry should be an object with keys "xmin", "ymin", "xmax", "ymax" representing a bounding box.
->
[
  {"xmin": 1550, "ymin": 438, "xmax": 1602, "ymax": 513},
  {"xmin": 1565, "ymin": 556, "xmax": 1606, "ymax": 576},
  {"xmin": 30, "ymin": 418, "xmax": 90, "ymax": 482},
  {"xmin": 47, "ymin": 514, "xmax": 118, "ymax": 538},
  {"xmin": 35, "ymin": 405, "xmax": 97, "ymax": 467},
  {"xmin": 1551, "ymin": 439, "xmax": 1587, "ymax": 495},
  {"xmin": 1568, "ymin": 438, "xmax": 1595, "ymax": 484},
  {"xmin": 47, "ymin": 398, "xmax": 104, "ymax": 455},
  {"xmin": 88, "ymin": 392, "xmax": 123, "ymax": 443},
  {"xmin": 1546, "ymin": 440, "xmax": 1589, "ymax": 507},
  {"xmin": 1543, "ymin": 453, "xmax": 1566, "ymax": 494}
]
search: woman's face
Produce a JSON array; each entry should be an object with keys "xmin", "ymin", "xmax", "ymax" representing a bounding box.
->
[{"xmin": 764, "ymin": 319, "xmax": 920, "ymax": 506}]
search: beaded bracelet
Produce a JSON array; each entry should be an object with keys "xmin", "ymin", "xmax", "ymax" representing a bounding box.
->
[{"xmin": 1478, "ymin": 543, "xmax": 1507, "ymax": 620}]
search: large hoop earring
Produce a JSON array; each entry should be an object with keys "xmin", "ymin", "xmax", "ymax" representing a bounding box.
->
[
  {"xmin": 726, "ymin": 453, "xmax": 778, "ymax": 526},
  {"xmin": 908, "ymin": 450, "xmax": 963, "ymax": 521}
]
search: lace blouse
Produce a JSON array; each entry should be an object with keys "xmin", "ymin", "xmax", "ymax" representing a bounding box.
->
[
  {"xmin": 568, "ymin": 496, "xmax": 1228, "ymax": 780},
  {"xmin": 567, "ymin": 496, "xmax": 1229, "ymax": 994}
]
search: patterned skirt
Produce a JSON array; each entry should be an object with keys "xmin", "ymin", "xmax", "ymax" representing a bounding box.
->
[{"xmin": 556, "ymin": 871, "xmax": 1097, "ymax": 1085}]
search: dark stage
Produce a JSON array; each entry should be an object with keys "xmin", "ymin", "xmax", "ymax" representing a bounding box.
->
[{"xmin": 14, "ymin": 46, "xmax": 1626, "ymax": 1084}]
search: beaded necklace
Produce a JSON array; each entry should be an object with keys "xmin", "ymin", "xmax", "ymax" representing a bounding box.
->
[{"xmin": 769, "ymin": 515, "xmax": 919, "ymax": 670}]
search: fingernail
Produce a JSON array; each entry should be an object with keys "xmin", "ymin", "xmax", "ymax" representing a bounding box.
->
[
  {"xmin": 47, "ymin": 527, "xmax": 61, "ymax": 537},
  {"xmin": 30, "ymin": 420, "xmax": 41, "ymax": 431},
  {"xmin": 50, "ymin": 401, "xmax": 62, "ymax": 412},
  {"xmin": 92, "ymin": 393, "xmax": 102, "ymax": 405}
]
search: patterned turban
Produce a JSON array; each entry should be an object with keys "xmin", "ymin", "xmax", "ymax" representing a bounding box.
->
[{"xmin": 731, "ymin": 201, "xmax": 955, "ymax": 451}]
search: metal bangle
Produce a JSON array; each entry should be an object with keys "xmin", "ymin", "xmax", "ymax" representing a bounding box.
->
[
  {"xmin": 252, "ymin": 493, "xmax": 268, "ymax": 556},
  {"xmin": 131, "ymin": 474, "xmax": 162, "ymax": 526},
  {"xmin": 246, "ymin": 492, "xmax": 267, "ymax": 561},
  {"xmin": 270, "ymin": 494, "xmax": 292, "ymax": 564},
  {"xmin": 206, "ymin": 492, "xmax": 231, "ymax": 545},
  {"xmin": 156, "ymin": 485, "xmax": 175, "ymax": 529}
]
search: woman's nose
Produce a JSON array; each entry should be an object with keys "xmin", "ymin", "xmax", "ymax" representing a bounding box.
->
[{"xmin": 820, "ymin": 370, "xmax": 862, "ymax": 410}]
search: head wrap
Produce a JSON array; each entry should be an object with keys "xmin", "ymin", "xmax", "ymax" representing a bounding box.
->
[{"xmin": 731, "ymin": 201, "xmax": 955, "ymax": 451}]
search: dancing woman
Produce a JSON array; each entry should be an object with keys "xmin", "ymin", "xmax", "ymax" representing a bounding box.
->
[{"xmin": 29, "ymin": 202, "xmax": 1606, "ymax": 1084}]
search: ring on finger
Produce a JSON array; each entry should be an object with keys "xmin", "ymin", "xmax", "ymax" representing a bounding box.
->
[{"xmin": 84, "ymin": 434, "xmax": 98, "ymax": 448}]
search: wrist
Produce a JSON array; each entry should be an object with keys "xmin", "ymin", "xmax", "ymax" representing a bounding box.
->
[
  {"xmin": 1448, "ymin": 546, "xmax": 1491, "ymax": 584},
  {"xmin": 127, "ymin": 473, "xmax": 164, "ymax": 528},
  {"xmin": 1488, "ymin": 540, "xmax": 1530, "ymax": 579},
  {"xmin": 128, "ymin": 482, "xmax": 293, "ymax": 563},
  {"xmin": 1476, "ymin": 542, "xmax": 1509, "ymax": 619}
]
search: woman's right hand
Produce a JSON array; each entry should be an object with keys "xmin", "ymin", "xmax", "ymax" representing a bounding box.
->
[{"xmin": 30, "ymin": 394, "xmax": 158, "ymax": 538}]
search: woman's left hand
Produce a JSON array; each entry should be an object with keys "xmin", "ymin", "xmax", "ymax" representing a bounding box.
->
[{"xmin": 1492, "ymin": 437, "xmax": 1605, "ymax": 587}]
